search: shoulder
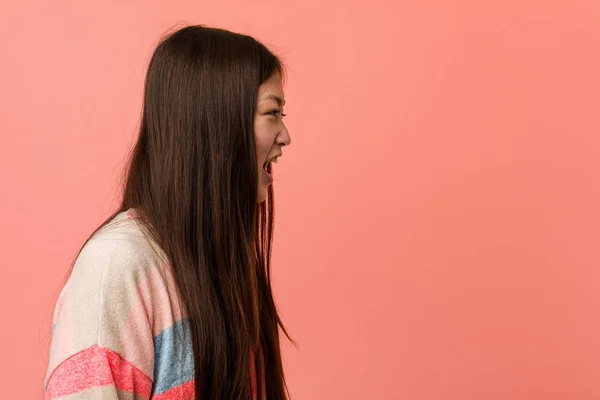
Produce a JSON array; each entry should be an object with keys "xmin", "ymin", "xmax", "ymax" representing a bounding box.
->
[
  {"xmin": 68, "ymin": 210, "xmax": 170, "ymax": 289},
  {"xmin": 47, "ymin": 212, "xmax": 165, "ymax": 360},
  {"xmin": 66, "ymin": 210, "xmax": 169, "ymax": 324},
  {"xmin": 79, "ymin": 209, "xmax": 163, "ymax": 274}
]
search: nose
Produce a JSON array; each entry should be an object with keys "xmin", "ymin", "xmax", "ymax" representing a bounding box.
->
[{"xmin": 277, "ymin": 124, "xmax": 291, "ymax": 147}]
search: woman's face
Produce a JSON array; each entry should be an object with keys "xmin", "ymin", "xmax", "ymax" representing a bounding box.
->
[{"xmin": 254, "ymin": 72, "xmax": 291, "ymax": 203}]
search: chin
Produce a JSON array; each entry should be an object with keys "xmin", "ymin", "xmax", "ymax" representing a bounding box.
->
[
  {"xmin": 257, "ymin": 180, "xmax": 272, "ymax": 203},
  {"xmin": 257, "ymin": 189, "xmax": 267, "ymax": 203}
]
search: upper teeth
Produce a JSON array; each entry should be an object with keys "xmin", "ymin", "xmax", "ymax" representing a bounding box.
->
[{"xmin": 269, "ymin": 156, "xmax": 279, "ymax": 164}]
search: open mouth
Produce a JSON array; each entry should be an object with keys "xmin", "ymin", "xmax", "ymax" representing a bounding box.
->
[{"xmin": 263, "ymin": 156, "xmax": 279, "ymax": 173}]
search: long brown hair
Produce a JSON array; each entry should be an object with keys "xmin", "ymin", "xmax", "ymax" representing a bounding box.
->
[{"xmin": 74, "ymin": 25, "xmax": 291, "ymax": 399}]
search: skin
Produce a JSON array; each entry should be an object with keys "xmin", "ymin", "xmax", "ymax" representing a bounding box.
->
[{"xmin": 254, "ymin": 72, "xmax": 292, "ymax": 203}]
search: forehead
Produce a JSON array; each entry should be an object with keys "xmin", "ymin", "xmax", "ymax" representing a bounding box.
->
[{"xmin": 258, "ymin": 73, "xmax": 285, "ymax": 103}]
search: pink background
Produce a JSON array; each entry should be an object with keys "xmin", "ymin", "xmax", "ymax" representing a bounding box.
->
[{"xmin": 2, "ymin": 0, "xmax": 600, "ymax": 399}]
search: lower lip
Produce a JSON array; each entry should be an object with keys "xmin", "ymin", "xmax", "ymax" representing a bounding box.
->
[{"xmin": 263, "ymin": 168, "xmax": 273, "ymax": 183}]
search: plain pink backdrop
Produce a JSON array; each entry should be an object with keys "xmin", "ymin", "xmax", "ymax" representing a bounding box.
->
[{"xmin": 2, "ymin": 0, "xmax": 600, "ymax": 399}]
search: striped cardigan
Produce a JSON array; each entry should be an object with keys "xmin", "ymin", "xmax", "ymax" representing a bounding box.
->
[{"xmin": 45, "ymin": 209, "xmax": 253, "ymax": 399}]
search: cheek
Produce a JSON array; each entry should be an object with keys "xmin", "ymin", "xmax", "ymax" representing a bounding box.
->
[
  {"xmin": 254, "ymin": 123, "xmax": 276, "ymax": 158},
  {"xmin": 255, "ymin": 139, "xmax": 270, "ymax": 161}
]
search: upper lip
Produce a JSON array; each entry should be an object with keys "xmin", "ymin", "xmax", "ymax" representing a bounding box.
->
[{"xmin": 265, "ymin": 153, "xmax": 282, "ymax": 164}]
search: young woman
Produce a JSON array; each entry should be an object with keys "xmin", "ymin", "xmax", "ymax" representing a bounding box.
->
[{"xmin": 45, "ymin": 25, "xmax": 293, "ymax": 400}]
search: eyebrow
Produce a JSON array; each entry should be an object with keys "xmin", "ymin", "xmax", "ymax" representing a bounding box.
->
[{"xmin": 260, "ymin": 94, "xmax": 286, "ymax": 107}]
